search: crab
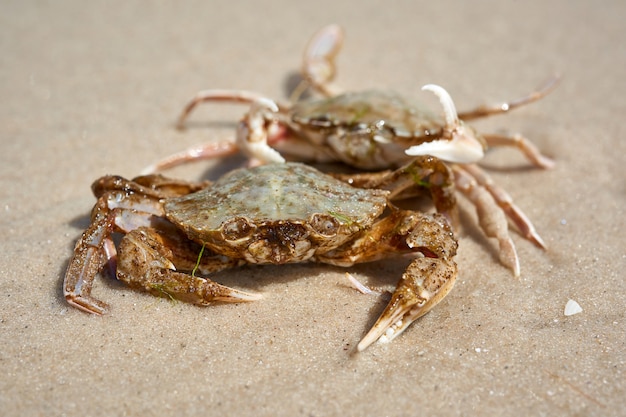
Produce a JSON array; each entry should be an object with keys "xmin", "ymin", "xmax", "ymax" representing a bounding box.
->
[
  {"xmin": 143, "ymin": 25, "xmax": 557, "ymax": 277},
  {"xmin": 64, "ymin": 161, "xmax": 460, "ymax": 351}
]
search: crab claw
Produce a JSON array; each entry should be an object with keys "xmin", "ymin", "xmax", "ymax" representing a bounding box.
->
[
  {"xmin": 405, "ymin": 84, "xmax": 485, "ymax": 163},
  {"xmin": 237, "ymin": 98, "xmax": 286, "ymax": 165},
  {"xmin": 117, "ymin": 228, "xmax": 263, "ymax": 306},
  {"xmin": 357, "ymin": 257, "xmax": 457, "ymax": 351},
  {"xmin": 300, "ymin": 24, "xmax": 344, "ymax": 97}
]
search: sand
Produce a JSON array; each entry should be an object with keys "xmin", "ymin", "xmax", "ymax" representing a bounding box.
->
[{"xmin": 1, "ymin": 1, "xmax": 624, "ymax": 415}]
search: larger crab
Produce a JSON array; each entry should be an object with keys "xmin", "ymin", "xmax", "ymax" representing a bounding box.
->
[
  {"xmin": 145, "ymin": 25, "xmax": 557, "ymax": 277},
  {"xmin": 65, "ymin": 161, "xmax": 459, "ymax": 351}
]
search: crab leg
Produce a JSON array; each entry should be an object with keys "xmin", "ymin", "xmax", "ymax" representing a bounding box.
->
[
  {"xmin": 456, "ymin": 163, "xmax": 546, "ymax": 250},
  {"xmin": 176, "ymin": 89, "xmax": 271, "ymax": 128},
  {"xmin": 451, "ymin": 165, "xmax": 520, "ymax": 277},
  {"xmin": 236, "ymin": 98, "xmax": 286, "ymax": 164},
  {"xmin": 146, "ymin": 90, "xmax": 291, "ymax": 173},
  {"xmin": 297, "ymin": 23, "xmax": 344, "ymax": 99},
  {"xmin": 317, "ymin": 210, "xmax": 458, "ymax": 351},
  {"xmin": 483, "ymin": 133, "xmax": 555, "ymax": 169},
  {"xmin": 141, "ymin": 140, "xmax": 239, "ymax": 175},
  {"xmin": 457, "ymin": 75, "xmax": 560, "ymax": 120},
  {"xmin": 64, "ymin": 207, "xmax": 116, "ymax": 315}
]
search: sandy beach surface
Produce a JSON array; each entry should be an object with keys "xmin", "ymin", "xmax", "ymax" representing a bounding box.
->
[{"xmin": 1, "ymin": 1, "xmax": 624, "ymax": 415}]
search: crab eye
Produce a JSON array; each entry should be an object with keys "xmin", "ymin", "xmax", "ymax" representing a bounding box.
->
[
  {"xmin": 221, "ymin": 217, "xmax": 255, "ymax": 241},
  {"xmin": 310, "ymin": 213, "xmax": 340, "ymax": 237}
]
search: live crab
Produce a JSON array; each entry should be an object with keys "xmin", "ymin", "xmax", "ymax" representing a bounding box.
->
[
  {"xmin": 146, "ymin": 25, "xmax": 558, "ymax": 277},
  {"xmin": 64, "ymin": 161, "xmax": 458, "ymax": 351}
]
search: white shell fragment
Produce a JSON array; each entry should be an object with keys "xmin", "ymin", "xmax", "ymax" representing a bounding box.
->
[{"xmin": 564, "ymin": 299, "xmax": 583, "ymax": 316}]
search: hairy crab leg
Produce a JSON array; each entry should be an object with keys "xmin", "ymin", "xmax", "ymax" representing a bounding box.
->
[
  {"xmin": 451, "ymin": 165, "xmax": 521, "ymax": 276},
  {"xmin": 457, "ymin": 75, "xmax": 560, "ymax": 120},
  {"xmin": 64, "ymin": 209, "xmax": 115, "ymax": 315},
  {"xmin": 457, "ymin": 163, "xmax": 547, "ymax": 249}
]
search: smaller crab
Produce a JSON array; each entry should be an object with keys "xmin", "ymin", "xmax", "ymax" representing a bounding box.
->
[
  {"xmin": 154, "ymin": 25, "xmax": 556, "ymax": 172},
  {"xmin": 144, "ymin": 25, "xmax": 558, "ymax": 277},
  {"xmin": 65, "ymin": 161, "xmax": 459, "ymax": 351}
]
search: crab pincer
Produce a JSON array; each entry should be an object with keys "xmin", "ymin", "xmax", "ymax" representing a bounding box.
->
[
  {"xmin": 315, "ymin": 208, "xmax": 458, "ymax": 351},
  {"xmin": 357, "ymin": 256, "xmax": 457, "ymax": 351}
]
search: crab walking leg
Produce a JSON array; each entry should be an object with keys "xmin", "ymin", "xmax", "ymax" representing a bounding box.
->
[
  {"xmin": 64, "ymin": 187, "xmax": 172, "ymax": 314},
  {"xmin": 64, "ymin": 209, "xmax": 115, "ymax": 315},
  {"xmin": 456, "ymin": 75, "xmax": 561, "ymax": 121},
  {"xmin": 141, "ymin": 140, "xmax": 240, "ymax": 175},
  {"xmin": 317, "ymin": 210, "xmax": 458, "ymax": 351},
  {"xmin": 458, "ymin": 163, "xmax": 547, "ymax": 249},
  {"xmin": 451, "ymin": 165, "xmax": 520, "ymax": 277},
  {"xmin": 171, "ymin": 89, "xmax": 289, "ymax": 171},
  {"xmin": 117, "ymin": 227, "xmax": 260, "ymax": 304},
  {"xmin": 65, "ymin": 176, "xmax": 182, "ymax": 313},
  {"xmin": 143, "ymin": 123, "xmax": 292, "ymax": 174},
  {"xmin": 483, "ymin": 133, "xmax": 555, "ymax": 169},
  {"xmin": 141, "ymin": 89, "xmax": 291, "ymax": 174},
  {"xmin": 176, "ymin": 89, "xmax": 271, "ymax": 128}
]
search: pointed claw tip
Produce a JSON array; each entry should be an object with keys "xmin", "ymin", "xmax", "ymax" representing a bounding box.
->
[
  {"xmin": 234, "ymin": 292, "xmax": 263, "ymax": 302},
  {"xmin": 498, "ymin": 236, "xmax": 520, "ymax": 275},
  {"xmin": 66, "ymin": 297, "xmax": 109, "ymax": 316},
  {"xmin": 175, "ymin": 116, "xmax": 187, "ymax": 130},
  {"xmin": 506, "ymin": 255, "xmax": 521, "ymax": 278},
  {"xmin": 140, "ymin": 165, "xmax": 157, "ymax": 175},
  {"xmin": 422, "ymin": 83, "xmax": 459, "ymax": 127},
  {"xmin": 539, "ymin": 156, "xmax": 556, "ymax": 170},
  {"xmin": 356, "ymin": 336, "xmax": 376, "ymax": 352},
  {"xmin": 532, "ymin": 233, "xmax": 547, "ymax": 250},
  {"xmin": 309, "ymin": 24, "xmax": 344, "ymax": 53},
  {"xmin": 513, "ymin": 265, "xmax": 521, "ymax": 279}
]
